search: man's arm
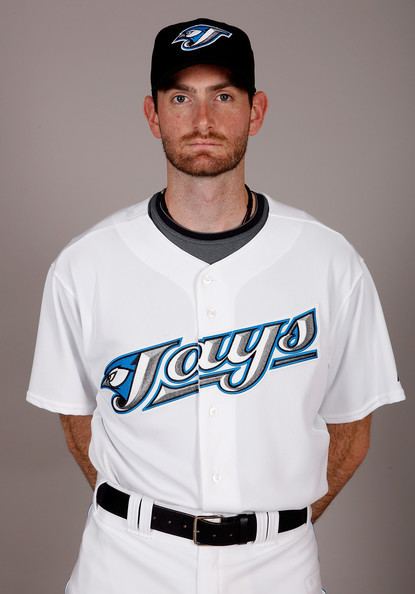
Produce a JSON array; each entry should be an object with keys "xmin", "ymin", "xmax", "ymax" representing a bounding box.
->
[
  {"xmin": 59, "ymin": 414, "xmax": 97, "ymax": 490},
  {"xmin": 311, "ymin": 413, "xmax": 372, "ymax": 523},
  {"xmin": 58, "ymin": 411, "xmax": 372, "ymax": 513}
]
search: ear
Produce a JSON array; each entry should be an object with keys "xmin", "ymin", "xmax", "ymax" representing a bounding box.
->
[
  {"xmin": 143, "ymin": 95, "xmax": 161, "ymax": 139},
  {"xmin": 248, "ymin": 91, "xmax": 268, "ymax": 137}
]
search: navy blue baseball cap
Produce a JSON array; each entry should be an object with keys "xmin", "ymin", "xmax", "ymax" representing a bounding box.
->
[{"xmin": 150, "ymin": 18, "xmax": 256, "ymax": 96}]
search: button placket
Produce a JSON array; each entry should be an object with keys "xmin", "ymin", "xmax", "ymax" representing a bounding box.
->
[
  {"xmin": 201, "ymin": 273, "xmax": 217, "ymax": 320},
  {"xmin": 206, "ymin": 306, "xmax": 217, "ymax": 318},
  {"xmin": 202, "ymin": 273, "xmax": 214, "ymax": 285},
  {"xmin": 195, "ymin": 267, "xmax": 240, "ymax": 509}
]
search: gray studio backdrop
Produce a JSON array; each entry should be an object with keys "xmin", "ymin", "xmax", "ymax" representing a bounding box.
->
[{"xmin": 1, "ymin": 1, "xmax": 413, "ymax": 593}]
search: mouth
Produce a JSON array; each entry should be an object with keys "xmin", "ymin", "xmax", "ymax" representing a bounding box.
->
[{"xmin": 187, "ymin": 142, "xmax": 222, "ymax": 148}]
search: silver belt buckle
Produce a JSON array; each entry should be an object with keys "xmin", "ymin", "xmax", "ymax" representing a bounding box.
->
[{"xmin": 193, "ymin": 514, "xmax": 224, "ymax": 545}]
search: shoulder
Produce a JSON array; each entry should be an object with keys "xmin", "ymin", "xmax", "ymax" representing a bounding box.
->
[
  {"xmin": 64, "ymin": 195, "xmax": 150, "ymax": 251},
  {"xmin": 264, "ymin": 193, "xmax": 360, "ymax": 251},
  {"xmin": 264, "ymin": 193, "xmax": 345, "ymax": 238},
  {"xmin": 263, "ymin": 192, "xmax": 366, "ymax": 282},
  {"xmin": 50, "ymin": 195, "xmax": 153, "ymax": 287}
]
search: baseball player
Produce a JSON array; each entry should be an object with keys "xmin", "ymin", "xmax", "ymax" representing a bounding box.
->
[{"xmin": 26, "ymin": 17, "xmax": 405, "ymax": 594}]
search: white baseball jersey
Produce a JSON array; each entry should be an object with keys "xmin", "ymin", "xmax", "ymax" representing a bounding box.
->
[{"xmin": 26, "ymin": 193, "xmax": 405, "ymax": 515}]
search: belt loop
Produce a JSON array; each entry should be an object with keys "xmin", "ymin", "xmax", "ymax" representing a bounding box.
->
[
  {"xmin": 127, "ymin": 492, "xmax": 141, "ymax": 535},
  {"xmin": 265, "ymin": 510, "xmax": 279, "ymax": 542},
  {"xmin": 137, "ymin": 495, "xmax": 154, "ymax": 537},
  {"xmin": 254, "ymin": 512, "xmax": 268, "ymax": 544}
]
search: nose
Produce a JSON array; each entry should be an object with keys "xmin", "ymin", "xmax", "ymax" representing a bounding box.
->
[{"xmin": 192, "ymin": 99, "xmax": 214, "ymax": 135}]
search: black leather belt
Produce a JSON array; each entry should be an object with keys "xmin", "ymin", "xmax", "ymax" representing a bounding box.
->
[{"xmin": 96, "ymin": 483, "xmax": 308, "ymax": 546}]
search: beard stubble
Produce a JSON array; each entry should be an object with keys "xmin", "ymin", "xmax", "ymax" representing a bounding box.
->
[{"xmin": 160, "ymin": 128, "xmax": 250, "ymax": 177}]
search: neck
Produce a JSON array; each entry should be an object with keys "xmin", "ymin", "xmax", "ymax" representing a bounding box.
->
[{"xmin": 163, "ymin": 161, "xmax": 253, "ymax": 233}]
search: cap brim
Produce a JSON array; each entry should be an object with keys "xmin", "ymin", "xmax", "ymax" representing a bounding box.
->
[{"xmin": 153, "ymin": 57, "xmax": 254, "ymax": 94}]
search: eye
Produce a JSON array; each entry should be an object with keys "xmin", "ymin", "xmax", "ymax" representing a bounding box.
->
[
  {"xmin": 217, "ymin": 93, "xmax": 232, "ymax": 102},
  {"xmin": 107, "ymin": 367, "xmax": 129, "ymax": 387},
  {"xmin": 172, "ymin": 94, "xmax": 188, "ymax": 104}
]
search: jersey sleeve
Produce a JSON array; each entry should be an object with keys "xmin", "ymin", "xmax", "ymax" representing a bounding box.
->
[
  {"xmin": 26, "ymin": 262, "xmax": 97, "ymax": 415},
  {"xmin": 319, "ymin": 257, "xmax": 405, "ymax": 423}
]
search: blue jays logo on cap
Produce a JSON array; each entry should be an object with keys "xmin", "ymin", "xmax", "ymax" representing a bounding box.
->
[{"xmin": 172, "ymin": 23, "xmax": 232, "ymax": 51}]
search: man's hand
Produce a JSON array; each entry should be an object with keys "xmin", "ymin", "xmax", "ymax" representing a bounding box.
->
[
  {"xmin": 311, "ymin": 413, "xmax": 372, "ymax": 523},
  {"xmin": 59, "ymin": 414, "xmax": 97, "ymax": 490}
]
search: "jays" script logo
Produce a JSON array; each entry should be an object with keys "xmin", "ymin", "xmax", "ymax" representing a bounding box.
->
[{"xmin": 100, "ymin": 307, "xmax": 318, "ymax": 413}]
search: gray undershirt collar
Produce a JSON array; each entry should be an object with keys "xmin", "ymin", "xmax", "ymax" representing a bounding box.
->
[{"xmin": 147, "ymin": 190, "xmax": 269, "ymax": 265}]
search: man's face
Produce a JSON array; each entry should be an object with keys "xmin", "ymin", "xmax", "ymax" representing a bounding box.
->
[{"xmin": 150, "ymin": 64, "xmax": 254, "ymax": 177}]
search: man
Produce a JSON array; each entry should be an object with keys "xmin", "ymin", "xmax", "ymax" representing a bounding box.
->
[{"xmin": 27, "ymin": 17, "xmax": 405, "ymax": 594}]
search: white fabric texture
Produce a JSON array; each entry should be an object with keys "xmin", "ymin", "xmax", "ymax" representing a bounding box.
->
[
  {"xmin": 27, "ymin": 194, "xmax": 405, "ymax": 514},
  {"xmin": 27, "ymin": 264, "xmax": 96, "ymax": 414},
  {"xmin": 319, "ymin": 257, "xmax": 404, "ymax": 422},
  {"xmin": 65, "ymin": 502, "xmax": 323, "ymax": 594}
]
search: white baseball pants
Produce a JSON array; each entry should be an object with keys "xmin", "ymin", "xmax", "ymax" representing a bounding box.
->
[{"xmin": 65, "ymin": 487, "xmax": 325, "ymax": 594}]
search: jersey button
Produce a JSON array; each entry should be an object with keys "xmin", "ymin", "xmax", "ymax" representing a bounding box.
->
[
  {"xmin": 209, "ymin": 407, "xmax": 217, "ymax": 416},
  {"xmin": 212, "ymin": 473, "xmax": 221, "ymax": 483},
  {"xmin": 207, "ymin": 307, "xmax": 217, "ymax": 318},
  {"xmin": 202, "ymin": 274, "xmax": 213, "ymax": 285}
]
